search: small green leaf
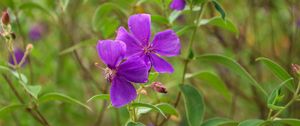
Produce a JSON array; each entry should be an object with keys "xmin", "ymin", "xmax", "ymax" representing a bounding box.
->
[
  {"xmin": 219, "ymin": 122, "xmax": 238, "ymax": 126},
  {"xmin": 27, "ymin": 85, "xmax": 41, "ymax": 99},
  {"xmin": 39, "ymin": 92, "xmax": 91, "ymax": 110},
  {"xmin": 18, "ymin": 2, "xmax": 57, "ymax": 22},
  {"xmin": 273, "ymin": 118, "xmax": 300, "ymax": 126},
  {"xmin": 175, "ymin": 25, "xmax": 196, "ymax": 36},
  {"xmin": 196, "ymin": 54, "xmax": 267, "ymax": 97},
  {"xmin": 256, "ymin": 57, "xmax": 294, "ymax": 92},
  {"xmin": 11, "ymin": 71, "xmax": 28, "ymax": 84},
  {"xmin": 148, "ymin": 72, "xmax": 159, "ymax": 84},
  {"xmin": 87, "ymin": 94, "xmax": 110, "ymax": 102},
  {"xmin": 212, "ymin": 0, "xmax": 226, "ymax": 20},
  {"xmin": 267, "ymin": 78, "xmax": 293, "ymax": 110},
  {"xmin": 180, "ymin": 84, "xmax": 205, "ymax": 126},
  {"xmin": 126, "ymin": 121, "xmax": 145, "ymax": 126},
  {"xmin": 202, "ymin": 118, "xmax": 229, "ymax": 126},
  {"xmin": 59, "ymin": 38, "xmax": 97, "ymax": 55},
  {"xmin": 92, "ymin": 3, "xmax": 127, "ymax": 37},
  {"xmin": 199, "ymin": 17, "xmax": 238, "ymax": 34},
  {"xmin": 169, "ymin": 11, "xmax": 182, "ymax": 24},
  {"xmin": 238, "ymin": 119, "xmax": 264, "ymax": 126},
  {"xmin": 156, "ymin": 103, "xmax": 179, "ymax": 117},
  {"xmin": 131, "ymin": 103, "xmax": 166, "ymax": 118},
  {"xmin": 0, "ymin": 104, "xmax": 24, "ymax": 116},
  {"xmin": 186, "ymin": 71, "xmax": 232, "ymax": 102},
  {"xmin": 151, "ymin": 15, "xmax": 169, "ymax": 25}
]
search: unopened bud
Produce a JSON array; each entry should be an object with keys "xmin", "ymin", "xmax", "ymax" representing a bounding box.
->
[
  {"xmin": 26, "ymin": 44, "xmax": 33, "ymax": 52},
  {"xmin": 1, "ymin": 10, "xmax": 10, "ymax": 25},
  {"xmin": 139, "ymin": 89, "xmax": 147, "ymax": 95},
  {"xmin": 291, "ymin": 64, "xmax": 300, "ymax": 76},
  {"xmin": 151, "ymin": 82, "xmax": 167, "ymax": 94}
]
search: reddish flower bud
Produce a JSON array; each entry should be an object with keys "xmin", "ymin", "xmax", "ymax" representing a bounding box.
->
[
  {"xmin": 151, "ymin": 82, "xmax": 167, "ymax": 94},
  {"xmin": 291, "ymin": 64, "xmax": 300, "ymax": 76},
  {"xmin": 1, "ymin": 10, "xmax": 10, "ymax": 25}
]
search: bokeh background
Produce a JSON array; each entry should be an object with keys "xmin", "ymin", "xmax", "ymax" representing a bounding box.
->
[{"xmin": 0, "ymin": 0, "xmax": 299, "ymax": 126}]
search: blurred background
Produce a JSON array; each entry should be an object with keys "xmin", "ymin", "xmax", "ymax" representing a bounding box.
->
[{"xmin": 0, "ymin": 0, "xmax": 299, "ymax": 125}]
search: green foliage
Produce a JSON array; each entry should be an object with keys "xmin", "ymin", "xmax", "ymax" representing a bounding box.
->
[
  {"xmin": 180, "ymin": 84, "xmax": 205, "ymax": 126},
  {"xmin": 38, "ymin": 92, "xmax": 91, "ymax": 110},
  {"xmin": 196, "ymin": 54, "xmax": 267, "ymax": 97}
]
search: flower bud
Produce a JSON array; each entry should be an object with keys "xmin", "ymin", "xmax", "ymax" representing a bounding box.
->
[
  {"xmin": 26, "ymin": 43, "xmax": 33, "ymax": 52},
  {"xmin": 139, "ymin": 89, "xmax": 147, "ymax": 95},
  {"xmin": 1, "ymin": 10, "xmax": 10, "ymax": 25},
  {"xmin": 151, "ymin": 82, "xmax": 167, "ymax": 94},
  {"xmin": 291, "ymin": 64, "xmax": 300, "ymax": 76}
]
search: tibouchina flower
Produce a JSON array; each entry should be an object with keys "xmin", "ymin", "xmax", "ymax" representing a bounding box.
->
[
  {"xmin": 170, "ymin": 0, "xmax": 186, "ymax": 11},
  {"xmin": 9, "ymin": 48, "xmax": 27, "ymax": 66},
  {"xmin": 116, "ymin": 14, "xmax": 181, "ymax": 73},
  {"xmin": 96, "ymin": 40, "xmax": 148, "ymax": 108}
]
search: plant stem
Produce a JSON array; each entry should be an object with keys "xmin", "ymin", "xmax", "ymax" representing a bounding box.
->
[
  {"xmin": 269, "ymin": 80, "xmax": 300, "ymax": 119},
  {"xmin": 159, "ymin": 3, "xmax": 207, "ymax": 126}
]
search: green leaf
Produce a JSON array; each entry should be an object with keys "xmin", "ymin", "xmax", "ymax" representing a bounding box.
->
[
  {"xmin": 267, "ymin": 78, "xmax": 293, "ymax": 110},
  {"xmin": 0, "ymin": 104, "xmax": 24, "ymax": 116},
  {"xmin": 169, "ymin": 11, "xmax": 182, "ymax": 24},
  {"xmin": 151, "ymin": 15, "xmax": 169, "ymax": 25},
  {"xmin": 148, "ymin": 72, "xmax": 159, "ymax": 84},
  {"xmin": 238, "ymin": 119, "xmax": 264, "ymax": 126},
  {"xmin": 199, "ymin": 17, "xmax": 238, "ymax": 34},
  {"xmin": 186, "ymin": 71, "xmax": 232, "ymax": 102},
  {"xmin": 11, "ymin": 71, "xmax": 28, "ymax": 84},
  {"xmin": 192, "ymin": 0, "xmax": 205, "ymax": 5},
  {"xmin": 27, "ymin": 85, "xmax": 41, "ymax": 99},
  {"xmin": 155, "ymin": 103, "xmax": 179, "ymax": 117},
  {"xmin": 256, "ymin": 57, "xmax": 294, "ymax": 92},
  {"xmin": 18, "ymin": 2, "xmax": 57, "ymax": 22},
  {"xmin": 219, "ymin": 122, "xmax": 238, "ymax": 126},
  {"xmin": 273, "ymin": 118, "xmax": 300, "ymax": 126},
  {"xmin": 202, "ymin": 118, "xmax": 229, "ymax": 126},
  {"xmin": 180, "ymin": 84, "xmax": 205, "ymax": 126},
  {"xmin": 60, "ymin": 0, "xmax": 69, "ymax": 12},
  {"xmin": 59, "ymin": 38, "xmax": 97, "ymax": 55},
  {"xmin": 131, "ymin": 103, "xmax": 166, "ymax": 118},
  {"xmin": 87, "ymin": 94, "xmax": 110, "ymax": 102},
  {"xmin": 195, "ymin": 54, "xmax": 267, "ymax": 97},
  {"xmin": 175, "ymin": 25, "xmax": 196, "ymax": 36},
  {"xmin": 126, "ymin": 121, "xmax": 145, "ymax": 126},
  {"xmin": 92, "ymin": 3, "xmax": 127, "ymax": 37},
  {"xmin": 212, "ymin": 0, "xmax": 226, "ymax": 20},
  {"xmin": 39, "ymin": 92, "xmax": 91, "ymax": 110}
]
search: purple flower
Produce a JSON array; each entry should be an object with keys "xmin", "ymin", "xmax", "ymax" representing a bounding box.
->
[
  {"xmin": 29, "ymin": 23, "xmax": 46, "ymax": 41},
  {"xmin": 116, "ymin": 14, "xmax": 181, "ymax": 73},
  {"xmin": 170, "ymin": 0, "xmax": 186, "ymax": 11},
  {"xmin": 9, "ymin": 48, "xmax": 27, "ymax": 66},
  {"xmin": 96, "ymin": 40, "xmax": 149, "ymax": 108}
]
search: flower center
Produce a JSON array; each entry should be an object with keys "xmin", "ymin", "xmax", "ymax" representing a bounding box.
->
[
  {"xmin": 104, "ymin": 67, "xmax": 117, "ymax": 81},
  {"xmin": 143, "ymin": 45, "xmax": 153, "ymax": 54}
]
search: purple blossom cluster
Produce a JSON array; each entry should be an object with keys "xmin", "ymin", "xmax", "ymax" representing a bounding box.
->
[{"xmin": 96, "ymin": 14, "xmax": 181, "ymax": 107}]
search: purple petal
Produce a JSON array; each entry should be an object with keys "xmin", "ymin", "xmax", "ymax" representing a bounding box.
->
[
  {"xmin": 151, "ymin": 30, "xmax": 181, "ymax": 57},
  {"xmin": 170, "ymin": 0, "xmax": 186, "ymax": 10},
  {"xmin": 96, "ymin": 40, "xmax": 126, "ymax": 68},
  {"xmin": 149, "ymin": 53, "xmax": 174, "ymax": 73},
  {"xmin": 117, "ymin": 57, "xmax": 148, "ymax": 83},
  {"xmin": 128, "ymin": 14, "xmax": 151, "ymax": 46},
  {"xmin": 111, "ymin": 77, "xmax": 137, "ymax": 108},
  {"xmin": 116, "ymin": 27, "xmax": 143, "ymax": 57}
]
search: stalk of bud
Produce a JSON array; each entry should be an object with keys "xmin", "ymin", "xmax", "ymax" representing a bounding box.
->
[{"xmin": 150, "ymin": 82, "xmax": 167, "ymax": 94}]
